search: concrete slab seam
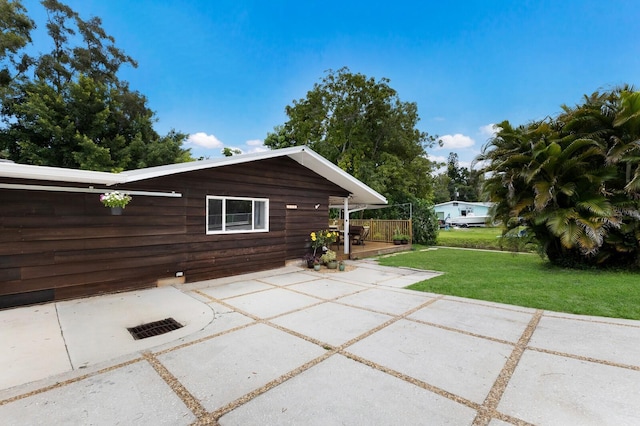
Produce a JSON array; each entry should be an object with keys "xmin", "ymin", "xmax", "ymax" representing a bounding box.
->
[
  {"xmin": 322, "ymin": 296, "xmax": 494, "ymax": 412},
  {"xmin": 8, "ymin": 262, "xmax": 639, "ymax": 425},
  {"xmin": 397, "ymin": 266, "xmax": 444, "ymax": 275},
  {"xmin": 189, "ymin": 292, "xmax": 377, "ymax": 421},
  {"xmin": 526, "ymin": 346, "xmax": 640, "ymax": 372},
  {"xmin": 0, "ymin": 357, "xmax": 143, "ymax": 407},
  {"xmin": 190, "ymin": 417, "xmax": 220, "ymax": 426},
  {"xmin": 149, "ymin": 295, "xmax": 260, "ymax": 357},
  {"xmin": 405, "ymin": 317, "xmax": 518, "ymax": 347},
  {"xmin": 198, "ymin": 280, "xmax": 532, "ymax": 425},
  {"xmin": 540, "ymin": 313, "xmax": 640, "ymax": 329},
  {"xmin": 209, "ymin": 351, "xmax": 337, "ymax": 422},
  {"xmin": 194, "ymin": 289, "xmax": 335, "ymax": 349},
  {"xmin": 54, "ymin": 302, "xmax": 73, "ymax": 369},
  {"xmin": 212, "ymin": 282, "xmax": 374, "ymax": 321},
  {"xmin": 142, "ymin": 351, "xmax": 208, "ymax": 419},
  {"xmin": 209, "ymin": 294, "xmax": 445, "ymax": 421},
  {"xmin": 160, "ymin": 324, "xmax": 248, "ymax": 359},
  {"xmin": 438, "ymin": 296, "xmax": 537, "ymax": 315},
  {"xmin": 153, "ymin": 319, "xmax": 258, "ymax": 357},
  {"xmin": 270, "ymin": 282, "xmax": 369, "ymax": 302},
  {"xmin": 336, "ymin": 295, "xmax": 444, "ymax": 351},
  {"xmin": 340, "ymin": 350, "xmax": 481, "ymax": 412},
  {"xmin": 335, "ymin": 299, "xmax": 431, "ymax": 319},
  {"xmin": 206, "ymin": 283, "xmax": 282, "ymax": 302},
  {"xmin": 192, "ymin": 288, "xmax": 449, "ymax": 421},
  {"xmin": 197, "ymin": 287, "xmax": 444, "ymax": 353},
  {"xmin": 471, "ymin": 309, "xmax": 543, "ymax": 426}
]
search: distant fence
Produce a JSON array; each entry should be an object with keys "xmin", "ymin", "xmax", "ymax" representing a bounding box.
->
[{"xmin": 330, "ymin": 219, "xmax": 412, "ymax": 242}]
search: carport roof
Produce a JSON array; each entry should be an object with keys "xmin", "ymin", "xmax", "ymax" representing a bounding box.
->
[{"xmin": 0, "ymin": 146, "xmax": 387, "ymax": 206}]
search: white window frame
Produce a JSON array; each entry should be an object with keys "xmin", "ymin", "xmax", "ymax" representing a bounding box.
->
[{"xmin": 206, "ymin": 196, "xmax": 269, "ymax": 234}]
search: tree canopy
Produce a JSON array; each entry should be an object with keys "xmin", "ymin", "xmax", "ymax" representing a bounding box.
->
[
  {"xmin": 479, "ymin": 86, "xmax": 640, "ymax": 268},
  {"xmin": 0, "ymin": 0, "xmax": 191, "ymax": 170},
  {"xmin": 0, "ymin": 0, "xmax": 33, "ymax": 86},
  {"xmin": 432, "ymin": 152, "xmax": 483, "ymax": 203},
  {"xmin": 264, "ymin": 67, "xmax": 437, "ymax": 207}
]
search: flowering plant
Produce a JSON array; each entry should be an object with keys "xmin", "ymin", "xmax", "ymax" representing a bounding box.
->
[
  {"xmin": 100, "ymin": 191, "xmax": 132, "ymax": 208},
  {"xmin": 310, "ymin": 229, "xmax": 338, "ymax": 256},
  {"xmin": 303, "ymin": 252, "xmax": 320, "ymax": 266},
  {"xmin": 320, "ymin": 249, "xmax": 336, "ymax": 264}
]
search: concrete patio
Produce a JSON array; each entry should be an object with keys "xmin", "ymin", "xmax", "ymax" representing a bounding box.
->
[{"xmin": 1, "ymin": 260, "xmax": 639, "ymax": 425}]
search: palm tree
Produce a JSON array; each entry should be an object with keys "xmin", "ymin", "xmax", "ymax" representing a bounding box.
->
[
  {"xmin": 480, "ymin": 88, "xmax": 640, "ymax": 268},
  {"xmin": 612, "ymin": 89, "xmax": 640, "ymax": 191}
]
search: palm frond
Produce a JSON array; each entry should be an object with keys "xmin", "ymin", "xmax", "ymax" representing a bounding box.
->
[{"xmin": 576, "ymin": 197, "xmax": 613, "ymax": 217}]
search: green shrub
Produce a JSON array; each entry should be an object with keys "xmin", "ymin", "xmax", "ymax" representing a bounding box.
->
[{"xmin": 412, "ymin": 199, "xmax": 439, "ymax": 245}]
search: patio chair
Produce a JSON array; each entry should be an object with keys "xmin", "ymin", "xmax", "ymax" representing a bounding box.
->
[
  {"xmin": 330, "ymin": 231, "xmax": 342, "ymax": 249},
  {"xmin": 349, "ymin": 225, "xmax": 363, "ymax": 245},
  {"xmin": 360, "ymin": 225, "xmax": 370, "ymax": 245},
  {"xmin": 351, "ymin": 225, "xmax": 370, "ymax": 245}
]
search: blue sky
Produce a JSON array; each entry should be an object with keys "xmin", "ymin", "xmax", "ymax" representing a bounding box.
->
[{"xmin": 25, "ymin": 0, "xmax": 640, "ymax": 168}]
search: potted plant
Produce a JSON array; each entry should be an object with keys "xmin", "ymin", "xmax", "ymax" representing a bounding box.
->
[
  {"xmin": 303, "ymin": 253, "xmax": 319, "ymax": 268},
  {"xmin": 320, "ymin": 249, "xmax": 338, "ymax": 269},
  {"xmin": 400, "ymin": 234, "xmax": 410, "ymax": 244},
  {"xmin": 338, "ymin": 260, "xmax": 346, "ymax": 271},
  {"xmin": 313, "ymin": 258, "xmax": 322, "ymax": 271},
  {"xmin": 100, "ymin": 191, "xmax": 132, "ymax": 215},
  {"xmin": 310, "ymin": 229, "xmax": 339, "ymax": 257},
  {"xmin": 392, "ymin": 228, "xmax": 403, "ymax": 245}
]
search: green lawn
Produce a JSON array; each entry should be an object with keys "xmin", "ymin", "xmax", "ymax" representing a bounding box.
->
[
  {"xmin": 378, "ymin": 247, "xmax": 640, "ymax": 320},
  {"xmin": 437, "ymin": 226, "xmax": 534, "ymax": 252}
]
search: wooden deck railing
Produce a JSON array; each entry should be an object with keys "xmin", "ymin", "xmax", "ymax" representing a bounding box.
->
[{"xmin": 329, "ymin": 219, "xmax": 412, "ymax": 242}]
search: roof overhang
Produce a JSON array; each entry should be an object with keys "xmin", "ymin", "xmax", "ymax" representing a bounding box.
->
[{"xmin": 0, "ymin": 146, "xmax": 387, "ymax": 207}]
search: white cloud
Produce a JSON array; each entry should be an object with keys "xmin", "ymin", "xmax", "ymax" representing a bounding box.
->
[
  {"xmin": 438, "ymin": 134, "xmax": 475, "ymax": 149},
  {"xmin": 428, "ymin": 154, "xmax": 448, "ymax": 164},
  {"xmin": 428, "ymin": 154, "xmax": 448, "ymax": 174},
  {"xmin": 187, "ymin": 132, "xmax": 223, "ymax": 149},
  {"xmin": 479, "ymin": 123, "xmax": 500, "ymax": 138},
  {"xmin": 248, "ymin": 146, "xmax": 268, "ymax": 154},
  {"xmin": 245, "ymin": 139, "xmax": 267, "ymax": 154}
]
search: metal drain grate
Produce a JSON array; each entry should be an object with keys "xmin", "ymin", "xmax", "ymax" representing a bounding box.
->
[{"xmin": 128, "ymin": 317, "xmax": 183, "ymax": 340}]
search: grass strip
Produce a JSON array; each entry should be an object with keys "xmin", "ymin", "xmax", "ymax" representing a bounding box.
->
[
  {"xmin": 436, "ymin": 227, "xmax": 534, "ymax": 252},
  {"xmin": 378, "ymin": 247, "xmax": 640, "ymax": 320}
]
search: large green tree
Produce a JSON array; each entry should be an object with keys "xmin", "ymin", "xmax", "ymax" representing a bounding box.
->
[
  {"xmin": 0, "ymin": 0, "xmax": 33, "ymax": 88},
  {"xmin": 479, "ymin": 87, "xmax": 640, "ymax": 268},
  {"xmin": 264, "ymin": 67, "xmax": 437, "ymax": 206},
  {"xmin": 439, "ymin": 152, "xmax": 482, "ymax": 202},
  {"xmin": 0, "ymin": 0, "xmax": 191, "ymax": 169}
]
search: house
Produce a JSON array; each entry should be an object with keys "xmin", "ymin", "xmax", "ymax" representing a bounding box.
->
[
  {"xmin": 434, "ymin": 201, "xmax": 494, "ymax": 223},
  {"xmin": 0, "ymin": 146, "xmax": 386, "ymax": 308}
]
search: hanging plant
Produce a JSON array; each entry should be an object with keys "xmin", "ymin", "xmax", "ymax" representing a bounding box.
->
[{"xmin": 99, "ymin": 191, "xmax": 132, "ymax": 208}]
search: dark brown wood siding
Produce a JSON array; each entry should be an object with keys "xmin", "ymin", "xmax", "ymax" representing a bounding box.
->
[{"xmin": 0, "ymin": 157, "xmax": 348, "ymax": 307}]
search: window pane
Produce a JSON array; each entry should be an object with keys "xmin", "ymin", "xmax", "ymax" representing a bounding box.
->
[
  {"xmin": 226, "ymin": 199, "xmax": 252, "ymax": 230},
  {"xmin": 208, "ymin": 198, "xmax": 223, "ymax": 231},
  {"xmin": 254, "ymin": 200, "xmax": 266, "ymax": 229}
]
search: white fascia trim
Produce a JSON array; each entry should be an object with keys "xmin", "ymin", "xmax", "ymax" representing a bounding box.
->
[
  {"xmin": 0, "ymin": 162, "xmax": 122, "ymax": 185},
  {"xmin": 0, "ymin": 146, "xmax": 387, "ymax": 205},
  {"xmin": 0, "ymin": 183, "xmax": 182, "ymax": 197}
]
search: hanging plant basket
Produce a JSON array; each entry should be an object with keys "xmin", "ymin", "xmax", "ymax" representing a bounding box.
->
[{"xmin": 100, "ymin": 191, "xmax": 132, "ymax": 214}]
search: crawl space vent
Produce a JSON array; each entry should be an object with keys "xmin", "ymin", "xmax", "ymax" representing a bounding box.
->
[{"xmin": 128, "ymin": 317, "xmax": 183, "ymax": 340}]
